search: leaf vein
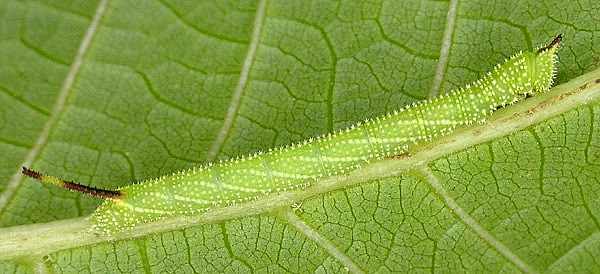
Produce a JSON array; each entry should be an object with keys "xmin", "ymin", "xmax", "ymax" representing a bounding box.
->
[
  {"xmin": 417, "ymin": 166, "xmax": 537, "ymax": 274},
  {"xmin": 206, "ymin": 0, "xmax": 268, "ymax": 162},
  {"xmin": 0, "ymin": 0, "xmax": 109, "ymax": 216}
]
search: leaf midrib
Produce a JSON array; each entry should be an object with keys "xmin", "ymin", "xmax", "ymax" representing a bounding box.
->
[{"xmin": 0, "ymin": 67, "xmax": 597, "ymax": 263}]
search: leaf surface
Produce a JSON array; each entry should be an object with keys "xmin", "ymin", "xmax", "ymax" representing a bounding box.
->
[{"xmin": 0, "ymin": 0, "xmax": 599, "ymax": 272}]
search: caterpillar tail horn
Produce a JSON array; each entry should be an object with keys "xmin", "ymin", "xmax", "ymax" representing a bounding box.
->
[
  {"xmin": 537, "ymin": 34, "xmax": 562, "ymax": 53},
  {"xmin": 22, "ymin": 167, "xmax": 123, "ymax": 201}
]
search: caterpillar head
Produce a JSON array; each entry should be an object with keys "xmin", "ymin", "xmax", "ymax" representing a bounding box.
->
[{"xmin": 530, "ymin": 34, "xmax": 561, "ymax": 92}]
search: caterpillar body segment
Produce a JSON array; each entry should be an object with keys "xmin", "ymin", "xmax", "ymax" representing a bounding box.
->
[{"xmin": 23, "ymin": 36, "xmax": 561, "ymax": 234}]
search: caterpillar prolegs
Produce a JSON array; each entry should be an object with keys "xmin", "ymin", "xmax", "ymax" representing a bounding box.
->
[{"xmin": 23, "ymin": 35, "xmax": 562, "ymax": 234}]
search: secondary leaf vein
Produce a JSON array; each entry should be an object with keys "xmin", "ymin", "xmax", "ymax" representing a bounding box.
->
[
  {"xmin": 428, "ymin": 0, "xmax": 458, "ymax": 99},
  {"xmin": 417, "ymin": 165, "xmax": 537, "ymax": 274},
  {"xmin": 206, "ymin": 0, "xmax": 268, "ymax": 162},
  {"xmin": 0, "ymin": 0, "xmax": 109, "ymax": 215},
  {"xmin": 278, "ymin": 209, "xmax": 365, "ymax": 274}
]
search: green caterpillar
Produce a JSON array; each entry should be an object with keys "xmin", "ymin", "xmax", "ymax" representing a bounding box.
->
[{"xmin": 23, "ymin": 35, "xmax": 562, "ymax": 234}]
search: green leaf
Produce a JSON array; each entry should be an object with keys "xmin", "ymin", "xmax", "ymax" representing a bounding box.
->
[{"xmin": 1, "ymin": 0, "xmax": 599, "ymax": 272}]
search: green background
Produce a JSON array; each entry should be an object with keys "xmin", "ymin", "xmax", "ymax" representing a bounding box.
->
[{"xmin": 0, "ymin": 0, "xmax": 599, "ymax": 272}]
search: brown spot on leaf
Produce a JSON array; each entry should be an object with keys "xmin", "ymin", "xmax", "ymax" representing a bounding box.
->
[{"xmin": 390, "ymin": 153, "xmax": 412, "ymax": 159}]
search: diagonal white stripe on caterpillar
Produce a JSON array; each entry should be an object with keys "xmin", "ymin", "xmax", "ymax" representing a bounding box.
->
[{"xmin": 23, "ymin": 35, "xmax": 562, "ymax": 234}]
